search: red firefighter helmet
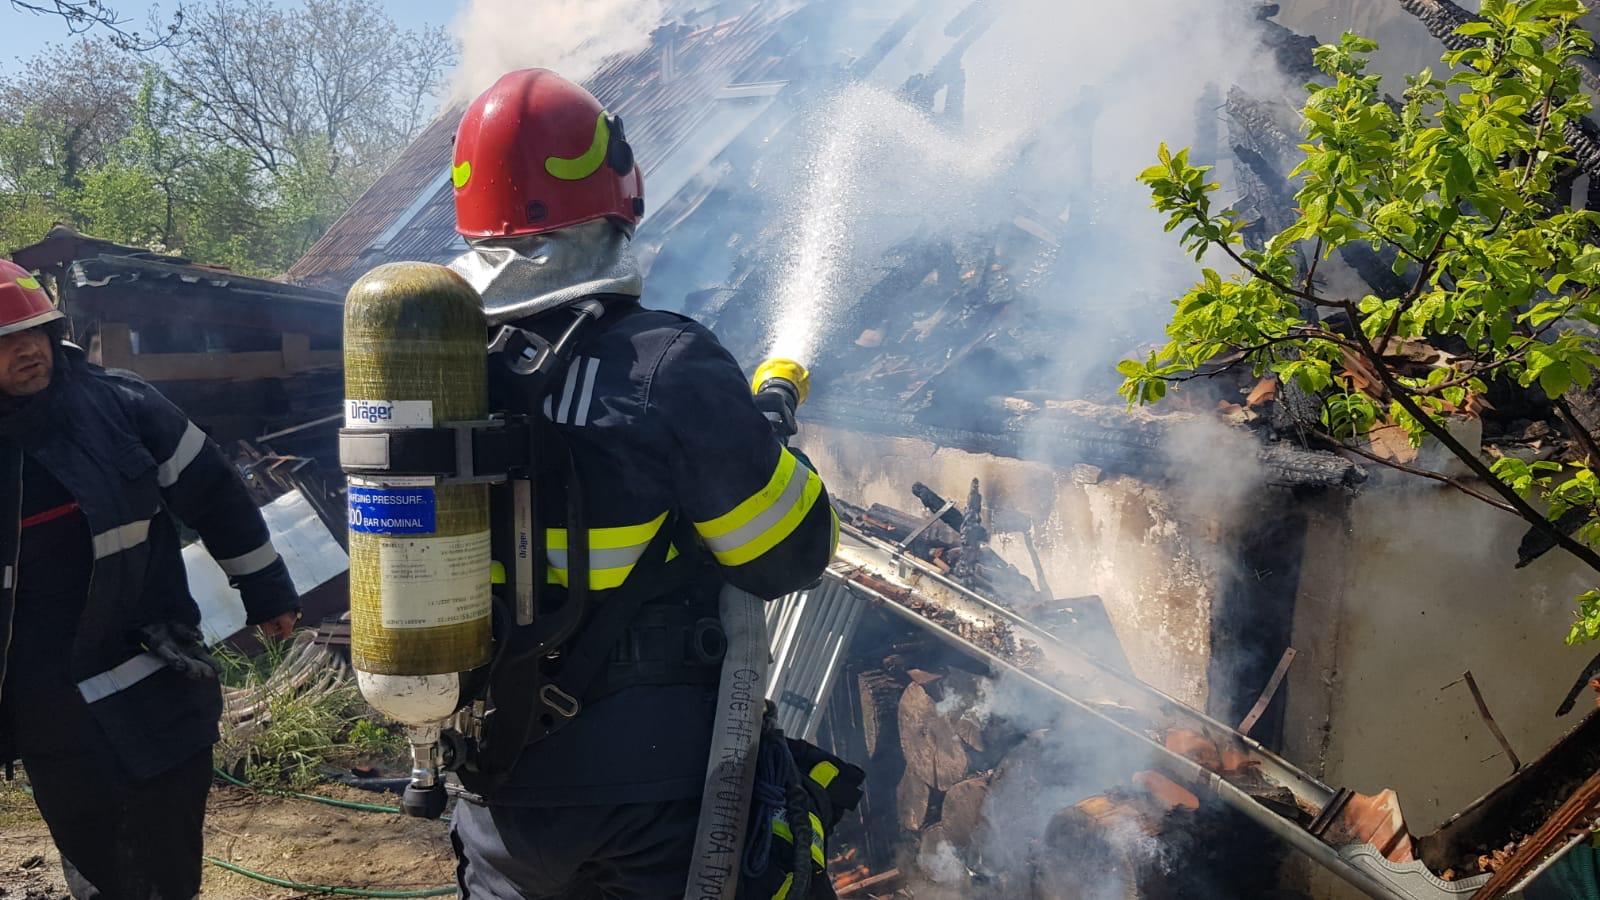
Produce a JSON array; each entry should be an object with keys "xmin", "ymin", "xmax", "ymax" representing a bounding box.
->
[
  {"xmin": 0, "ymin": 260, "xmax": 62, "ymax": 338},
  {"xmin": 453, "ymin": 69, "xmax": 645, "ymax": 239}
]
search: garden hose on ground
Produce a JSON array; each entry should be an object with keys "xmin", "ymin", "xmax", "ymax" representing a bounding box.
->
[
  {"xmin": 202, "ymin": 857, "xmax": 454, "ymax": 898},
  {"xmin": 15, "ymin": 778, "xmax": 458, "ymax": 898},
  {"xmin": 212, "ymin": 768, "xmax": 406, "ymax": 815}
]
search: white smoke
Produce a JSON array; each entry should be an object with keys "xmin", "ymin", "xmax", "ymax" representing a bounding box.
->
[
  {"xmin": 761, "ymin": 0, "xmax": 1292, "ymax": 385},
  {"xmin": 447, "ymin": 0, "xmax": 668, "ymax": 103},
  {"xmin": 918, "ymin": 838, "xmax": 969, "ymax": 885}
]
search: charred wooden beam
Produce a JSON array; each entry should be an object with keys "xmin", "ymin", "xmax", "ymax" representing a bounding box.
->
[{"xmin": 1255, "ymin": 3, "xmax": 1323, "ymax": 84}]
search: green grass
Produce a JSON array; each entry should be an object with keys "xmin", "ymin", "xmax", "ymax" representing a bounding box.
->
[{"xmin": 214, "ymin": 639, "xmax": 405, "ymax": 791}]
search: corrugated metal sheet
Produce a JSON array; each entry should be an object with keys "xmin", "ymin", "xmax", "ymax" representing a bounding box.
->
[{"xmin": 287, "ymin": 2, "xmax": 795, "ymax": 290}]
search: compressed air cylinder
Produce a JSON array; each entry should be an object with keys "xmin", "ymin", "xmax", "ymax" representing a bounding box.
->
[{"xmin": 343, "ymin": 262, "xmax": 492, "ymax": 677}]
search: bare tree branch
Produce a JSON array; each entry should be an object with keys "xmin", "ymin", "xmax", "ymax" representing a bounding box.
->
[
  {"xmin": 163, "ymin": 0, "xmax": 456, "ymax": 180},
  {"xmin": 8, "ymin": 1, "xmax": 182, "ymax": 51},
  {"xmin": 1310, "ymin": 427, "xmax": 1519, "ymax": 513}
]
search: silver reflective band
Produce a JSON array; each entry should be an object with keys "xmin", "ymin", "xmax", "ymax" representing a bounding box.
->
[
  {"xmin": 2, "ymin": 565, "xmax": 12, "ymax": 589},
  {"xmin": 78, "ymin": 652, "xmax": 165, "ymax": 703},
  {"xmin": 701, "ymin": 462, "xmax": 810, "ymax": 555},
  {"xmin": 93, "ymin": 519, "xmax": 151, "ymax": 559},
  {"xmin": 216, "ymin": 540, "xmax": 280, "ymax": 577},
  {"xmin": 573, "ymin": 357, "xmax": 601, "ymax": 427},
  {"xmin": 556, "ymin": 359, "xmax": 581, "ymax": 424},
  {"xmin": 157, "ymin": 422, "xmax": 207, "ymax": 488},
  {"xmin": 545, "ymin": 542, "xmax": 651, "ymax": 572}
]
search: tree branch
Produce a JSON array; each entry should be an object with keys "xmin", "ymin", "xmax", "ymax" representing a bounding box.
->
[
  {"xmin": 1312, "ymin": 427, "xmax": 1518, "ymax": 513},
  {"xmin": 8, "ymin": 0, "xmax": 181, "ymax": 50},
  {"xmin": 1218, "ymin": 240, "xmax": 1348, "ymax": 310},
  {"xmin": 1380, "ymin": 227, "xmax": 1451, "ymax": 346},
  {"xmin": 1342, "ymin": 299, "xmax": 1600, "ymax": 574}
]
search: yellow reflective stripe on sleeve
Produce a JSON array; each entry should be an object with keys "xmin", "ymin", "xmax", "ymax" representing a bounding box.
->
[
  {"xmin": 829, "ymin": 505, "xmax": 840, "ymax": 557},
  {"xmin": 770, "ymin": 815, "xmax": 826, "ymax": 868},
  {"xmin": 698, "ymin": 451, "xmax": 824, "ymax": 567},
  {"xmin": 809, "ymin": 761, "xmax": 840, "ymax": 788},
  {"xmin": 544, "ymin": 513, "xmax": 673, "ymax": 590},
  {"xmin": 547, "ymin": 512, "xmax": 667, "ymax": 551},
  {"xmin": 697, "ymin": 450, "xmax": 797, "ymax": 540},
  {"xmin": 773, "ymin": 873, "xmax": 793, "ymax": 900}
]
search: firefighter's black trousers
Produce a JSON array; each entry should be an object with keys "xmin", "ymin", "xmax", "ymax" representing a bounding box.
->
[
  {"xmin": 452, "ymin": 797, "xmax": 701, "ymax": 899},
  {"xmin": 24, "ymin": 747, "xmax": 212, "ymax": 899}
]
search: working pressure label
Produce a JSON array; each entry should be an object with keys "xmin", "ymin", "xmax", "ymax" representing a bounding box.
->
[
  {"xmin": 348, "ymin": 485, "xmax": 436, "ymax": 535},
  {"xmin": 378, "ymin": 532, "xmax": 492, "ymax": 629}
]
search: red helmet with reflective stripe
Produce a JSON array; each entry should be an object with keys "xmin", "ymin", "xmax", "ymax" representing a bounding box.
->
[
  {"xmin": 453, "ymin": 69, "xmax": 644, "ymax": 239},
  {"xmin": 0, "ymin": 260, "xmax": 62, "ymax": 338}
]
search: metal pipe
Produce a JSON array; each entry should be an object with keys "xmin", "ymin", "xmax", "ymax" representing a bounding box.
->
[{"xmin": 784, "ymin": 582, "xmax": 851, "ymax": 733}]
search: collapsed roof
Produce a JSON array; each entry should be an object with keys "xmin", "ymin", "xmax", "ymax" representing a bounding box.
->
[{"xmin": 287, "ymin": 0, "xmax": 1405, "ymax": 488}]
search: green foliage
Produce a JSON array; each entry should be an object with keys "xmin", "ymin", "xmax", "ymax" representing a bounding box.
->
[
  {"xmin": 346, "ymin": 717, "xmax": 406, "ymax": 758},
  {"xmin": 0, "ymin": 1, "xmax": 453, "ymax": 274},
  {"xmin": 1123, "ymin": 0, "xmax": 1600, "ymax": 642},
  {"xmin": 214, "ymin": 641, "xmax": 372, "ymax": 791}
]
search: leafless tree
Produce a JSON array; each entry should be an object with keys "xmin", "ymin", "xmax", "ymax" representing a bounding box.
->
[
  {"xmin": 7, "ymin": 1, "xmax": 182, "ymax": 51},
  {"xmin": 164, "ymin": 0, "xmax": 455, "ymax": 179},
  {"xmin": 0, "ymin": 38, "xmax": 142, "ymax": 189}
]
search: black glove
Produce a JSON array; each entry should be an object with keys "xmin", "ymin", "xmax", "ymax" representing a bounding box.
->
[{"xmin": 139, "ymin": 622, "xmax": 222, "ymax": 681}]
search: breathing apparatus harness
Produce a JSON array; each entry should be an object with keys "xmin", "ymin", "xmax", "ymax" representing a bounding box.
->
[
  {"xmin": 341, "ymin": 303, "xmax": 863, "ymax": 897},
  {"xmin": 339, "ymin": 296, "xmax": 714, "ymax": 806}
]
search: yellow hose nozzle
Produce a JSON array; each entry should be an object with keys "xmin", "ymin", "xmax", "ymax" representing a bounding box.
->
[{"xmin": 751, "ymin": 357, "xmax": 811, "ymax": 407}]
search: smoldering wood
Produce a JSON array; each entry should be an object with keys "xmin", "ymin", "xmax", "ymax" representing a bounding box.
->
[
  {"xmin": 938, "ymin": 774, "xmax": 993, "ymax": 851},
  {"xmin": 897, "ymin": 769, "xmax": 935, "ymax": 832},
  {"xmin": 859, "ymin": 670, "xmax": 906, "ymax": 760},
  {"xmin": 916, "ymin": 822, "xmax": 973, "ymax": 891},
  {"xmin": 899, "ymin": 680, "xmax": 973, "ymax": 791},
  {"xmin": 1031, "ymin": 805, "xmax": 1131, "ymax": 900}
]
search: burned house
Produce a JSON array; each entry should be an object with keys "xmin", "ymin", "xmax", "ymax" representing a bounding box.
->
[{"xmin": 4, "ymin": 0, "xmax": 1590, "ymax": 895}]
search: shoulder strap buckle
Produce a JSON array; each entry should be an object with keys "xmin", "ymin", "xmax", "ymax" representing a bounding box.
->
[{"xmin": 539, "ymin": 683, "xmax": 582, "ymax": 719}]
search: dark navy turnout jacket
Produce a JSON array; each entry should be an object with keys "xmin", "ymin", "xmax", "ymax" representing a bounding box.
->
[{"xmin": 0, "ymin": 343, "xmax": 298, "ymax": 778}]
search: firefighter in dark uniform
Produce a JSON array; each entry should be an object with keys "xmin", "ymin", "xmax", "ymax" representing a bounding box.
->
[
  {"xmin": 0, "ymin": 260, "xmax": 301, "ymax": 898},
  {"xmin": 444, "ymin": 70, "xmax": 838, "ymax": 898}
]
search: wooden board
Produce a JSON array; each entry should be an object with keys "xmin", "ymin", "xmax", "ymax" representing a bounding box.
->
[
  {"xmin": 897, "ymin": 770, "xmax": 935, "ymax": 832},
  {"xmin": 899, "ymin": 681, "xmax": 972, "ymax": 791},
  {"xmin": 859, "ymin": 670, "xmax": 905, "ymax": 760},
  {"xmin": 939, "ymin": 774, "xmax": 992, "ymax": 850}
]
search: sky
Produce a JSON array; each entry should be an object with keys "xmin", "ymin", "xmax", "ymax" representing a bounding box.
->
[{"xmin": 0, "ymin": 0, "xmax": 465, "ymax": 74}]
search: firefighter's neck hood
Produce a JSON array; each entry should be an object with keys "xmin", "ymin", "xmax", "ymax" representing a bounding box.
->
[{"xmin": 448, "ymin": 219, "xmax": 642, "ymax": 326}]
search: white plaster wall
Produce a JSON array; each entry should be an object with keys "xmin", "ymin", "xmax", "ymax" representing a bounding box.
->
[
  {"xmin": 1285, "ymin": 481, "xmax": 1598, "ymax": 899},
  {"xmin": 804, "ymin": 423, "xmax": 1227, "ymax": 708}
]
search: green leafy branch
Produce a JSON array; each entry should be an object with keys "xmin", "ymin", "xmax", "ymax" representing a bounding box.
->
[{"xmin": 1122, "ymin": 0, "xmax": 1600, "ymax": 642}]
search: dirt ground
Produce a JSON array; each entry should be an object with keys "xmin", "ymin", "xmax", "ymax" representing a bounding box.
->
[{"xmin": 0, "ymin": 776, "xmax": 454, "ymax": 899}]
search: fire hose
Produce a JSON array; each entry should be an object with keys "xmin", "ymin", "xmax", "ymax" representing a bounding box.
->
[
  {"xmin": 684, "ymin": 583, "xmax": 769, "ymax": 898},
  {"xmin": 683, "ymin": 357, "xmax": 813, "ymax": 899}
]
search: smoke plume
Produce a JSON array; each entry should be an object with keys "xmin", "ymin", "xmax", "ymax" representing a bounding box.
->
[
  {"xmin": 447, "ymin": 0, "xmax": 667, "ymax": 104},
  {"xmin": 760, "ymin": 0, "xmax": 1293, "ymax": 389}
]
